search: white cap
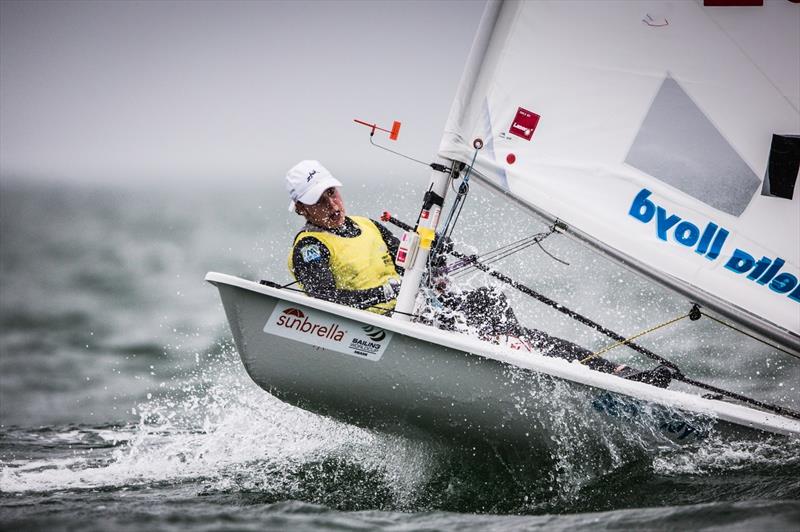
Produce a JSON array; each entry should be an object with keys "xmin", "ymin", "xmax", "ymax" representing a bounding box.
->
[{"xmin": 285, "ymin": 160, "xmax": 343, "ymax": 211}]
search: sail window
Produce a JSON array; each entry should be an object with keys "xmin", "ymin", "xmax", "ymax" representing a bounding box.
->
[
  {"xmin": 761, "ymin": 134, "xmax": 800, "ymax": 200},
  {"xmin": 625, "ymin": 76, "xmax": 761, "ymax": 217}
]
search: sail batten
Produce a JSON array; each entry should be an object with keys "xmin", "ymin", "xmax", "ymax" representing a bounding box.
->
[{"xmin": 440, "ymin": 0, "xmax": 800, "ymax": 350}]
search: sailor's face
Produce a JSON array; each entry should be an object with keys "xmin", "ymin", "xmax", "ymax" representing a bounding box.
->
[{"xmin": 300, "ymin": 187, "xmax": 346, "ymax": 229}]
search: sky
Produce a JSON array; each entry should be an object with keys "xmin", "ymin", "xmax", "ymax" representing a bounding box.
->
[{"xmin": 0, "ymin": 0, "xmax": 486, "ymax": 186}]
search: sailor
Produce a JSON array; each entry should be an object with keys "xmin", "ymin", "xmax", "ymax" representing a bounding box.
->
[
  {"xmin": 285, "ymin": 159, "xmax": 675, "ymax": 387},
  {"xmin": 286, "ymin": 160, "xmax": 402, "ymax": 314},
  {"xmin": 434, "ymin": 286, "xmax": 676, "ymax": 387}
]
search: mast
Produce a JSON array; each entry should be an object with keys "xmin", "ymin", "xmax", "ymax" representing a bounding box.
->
[
  {"xmin": 392, "ymin": 0, "xmax": 504, "ymax": 320},
  {"xmin": 393, "ymin": 160, "xmax": 456, "ymax": 320}
]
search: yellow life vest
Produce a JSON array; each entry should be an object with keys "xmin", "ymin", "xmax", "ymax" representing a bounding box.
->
[{"xmin": 288, "ymin": 216, "xmax": 399, "ymax": 313}]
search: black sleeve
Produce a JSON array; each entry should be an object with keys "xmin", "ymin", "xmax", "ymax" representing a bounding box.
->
[
  {"xmin": 370, "ymin": 219, "xmax": 404, "ymax": 274},
  {"xmin": 291, "ymin": 236, "xmax": 390, "ymax": 310}
]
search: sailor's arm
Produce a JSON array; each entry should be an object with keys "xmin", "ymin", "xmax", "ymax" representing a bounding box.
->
[{"xmin": 291, "ymin": 237, "xmax": 396, "ymax": 309}]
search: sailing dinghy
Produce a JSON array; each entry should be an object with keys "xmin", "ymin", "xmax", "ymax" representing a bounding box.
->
[{"xmin": 207, "ymin": 0, "xmax": 800, "ymax": 444}]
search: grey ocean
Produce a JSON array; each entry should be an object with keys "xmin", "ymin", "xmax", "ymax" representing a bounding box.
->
[{"xmin": 1, "ymin": 179, "xmax": 799, "ymax": 531}]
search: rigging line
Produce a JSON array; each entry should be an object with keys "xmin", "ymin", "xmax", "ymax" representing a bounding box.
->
[
  {"xmin": 368, "ymin": 305, "xmax": 418, "ymax": 318},
  {"xmin": 436, "ymin": 148, "xmax": 480, "ymax": 249},
  {"xmin": 700, "ymin": 311, "xmax": 800, "ymax": 362},
  {"xmin": 439, "ymin": 184, "xmax": 467, "ymax": 243},
  {"xmin": 450, "ymin": 233, "xmax": 553, "ymax": 277},
  {"xmin": 448, "ymin": 249, "xmax": 681, "ymax": 370},
  {"xmin": 454, "ymin": 241, "xmax": 539, "ymax": 276},
  {"xmin": 481, "ymin": 237, "xmax": 548, "ymax": 265},
  {"xmin": 451, "ymin": 243, "xmax": 539, "ymax": 278},
  {"xmin": 443, "ymin": 256, "xmax": 475, "ymax": 275},
  {"xmin": 469, "ymin": 225, "xmax": 566, "ymax": 270},
  {"xmin": 475, "ymin": 232, "xmax": 550, "ymax": 262},
  {"xmin": 459, "ymin": 241, "xmax": 537, "ymax": 269},
  {"xmin": 368, "ymin": 135, "xmax": 431, "ymax": 167},
  {"xmin": 446, "ymin": 231, "xmax": 569, "ymax": 279},
  {"xmin": 449, "ymin": 232, "xmax": 551, "ymax": 275},
  {"xmin": 536, "ymin": 240, "xmax": 570, "ymax": 266},
  {"xmin": 444, "ymin": 183, "xmax": 470, "ymax": 241},
  {"xmin": 467, "ymin": 235, "xmax": 557, "ymax": 268},
  {"xmin": 260, "ymin": 279, "xmax": 304, "ymax": 291},
  {"xmin": 450, "ymin": 172, "xmax": 463, "ymax": 194},
  {"xmin": 580, "ymin": 312, "xmax": 691, "ymax": 364}
]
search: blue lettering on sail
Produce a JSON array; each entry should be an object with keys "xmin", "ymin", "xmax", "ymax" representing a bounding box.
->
[{"xmin": 628, "ymin": 189, "xmax": 799, "ymax": 305}]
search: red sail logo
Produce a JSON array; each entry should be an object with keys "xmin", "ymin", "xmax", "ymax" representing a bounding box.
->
[
  {"xmin": 509, "ymin": 107, "xmax": 540, "ymax": 141},
  {"xmin": 275, "ymin": 308, "xmax": 345, "ymax": 341}
]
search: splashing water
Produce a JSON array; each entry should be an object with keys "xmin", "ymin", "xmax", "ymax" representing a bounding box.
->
[
  {"xmin": 2, "ymin": 183, "xmax": 799, "ymax": 529},
  {"xmin": 1, "ymin": 341, "xmax": 441, "ymax": 510}
]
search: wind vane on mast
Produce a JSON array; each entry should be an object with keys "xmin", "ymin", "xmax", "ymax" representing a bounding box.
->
[
  {"xmin": 353, "ymin": 118, "xmax": 401, "ymax": 140},
  {"xmin": 354, "ymin": 116, "xmax": 450, "ymax": 171}
]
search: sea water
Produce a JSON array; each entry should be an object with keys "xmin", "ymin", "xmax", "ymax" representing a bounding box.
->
[{"xmin": 1, "ymin": 179, "xmax": 799, "ymax": 530}]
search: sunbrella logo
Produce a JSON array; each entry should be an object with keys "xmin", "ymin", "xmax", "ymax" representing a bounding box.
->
[
  {"xmin": 276, "ymin": 308, "xmax": 346, "ymax": 341},
  {"xmin": 265, "ymin": 302, "xmax": 394, "ymax": 361}
]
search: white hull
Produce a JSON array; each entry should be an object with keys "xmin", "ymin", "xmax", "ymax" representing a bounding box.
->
[{"xmin": 206, "ymin": 272, "xmax": 800, "ymax": 446}]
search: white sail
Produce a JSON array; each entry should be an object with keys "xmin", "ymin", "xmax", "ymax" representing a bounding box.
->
[{"xmin": 439, "ymin": 0, "xmax": 800, "ymax": 353}]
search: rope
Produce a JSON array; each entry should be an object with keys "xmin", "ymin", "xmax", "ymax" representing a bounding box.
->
[
  {"xmin": 447, "ymin": 249, "xmax": 681, "ymax": 371},
  {"xmin": 478, "ymin": 231, "xmax": 550, "ymax": 266},
  {"xmin": 700, "ymin": 311, "xmax": 800, "ymax": 362},
  {"xmin": 536, "ymin": 239, "xmax": 569, "ymax": 266},
  {"xmin": 374, "ymin": 306, "xmax": 418, "ymax": 318},
  {"xmin": 437, "ymin": 148, "xmax": 479, "ymax": 246},
  {"xmin": 580, "ymin": 312, "xmax": 691, "ymax": 364},
  {"xmin": 451, "ymin": 226, "xmax": 566, "ymax": 277}
]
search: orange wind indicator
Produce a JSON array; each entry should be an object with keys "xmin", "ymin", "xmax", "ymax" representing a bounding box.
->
[{"xmin": 354, "ymin": 118, "xmax": 402, "ymax": 140}]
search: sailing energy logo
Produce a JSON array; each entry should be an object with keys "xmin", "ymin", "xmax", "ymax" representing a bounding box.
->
[
  {"xmin": 265, "ymin": 302, "xmax": 393, "ymax": 361},
  {"xmin": 346, "ymin": 325, "xmax": 388, "ymax": 357},
  {"xmin": 362, "ymin": 325, "xmax": 386, "ymax": 341}
]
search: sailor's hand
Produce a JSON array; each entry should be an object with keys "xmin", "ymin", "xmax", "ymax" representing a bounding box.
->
[
  {"xmin": 432, "ymin": 275, "xmax": 449, "ymax": 293},
  {"xmin": 382, "ymin": 278, "xmax": 402, "ymax": 301},
  {"xmin": 428, "ymin": 265, "xmax": 450, "ymax": 294}
]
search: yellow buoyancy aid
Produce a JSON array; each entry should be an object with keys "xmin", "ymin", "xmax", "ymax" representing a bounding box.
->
[{"xmin": 288, "ymin": 216, "xmax": 399, "ymax": 313}]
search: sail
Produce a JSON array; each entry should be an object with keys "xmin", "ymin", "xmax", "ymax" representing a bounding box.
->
[{"xmin": 439, "ymin": 0, "xmax": 800, "ymax": 353}]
